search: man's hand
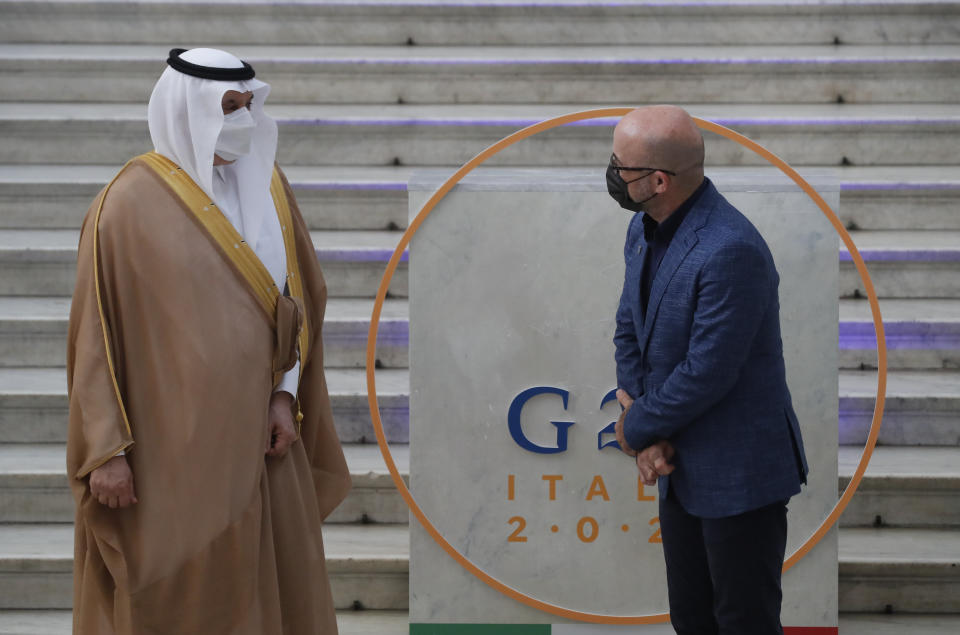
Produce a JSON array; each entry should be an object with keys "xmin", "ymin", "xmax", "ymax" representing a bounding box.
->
[
  {"xmin": 266, "ymin": 391, "xmax": 298, "ymax": 458},
  {"xmin": 614, "ymin": 389, "xmax": 638, "ymax": 456},
  {"xmin": 636, "ymin": 440, "xmax": 676, "ymax": 486},
  {"xmin": 89, "ymin": 455, "xmax": 137, "ymax": 509}
]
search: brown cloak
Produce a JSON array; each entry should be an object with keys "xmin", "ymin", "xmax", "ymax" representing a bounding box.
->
[{"xmin": 66, "ymin": 154, "xmax": 351, "ymax": 634}]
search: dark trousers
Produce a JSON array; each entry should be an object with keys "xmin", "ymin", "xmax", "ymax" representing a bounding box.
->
[{"xmin": 659, "ymin": 491, "xmax": 788, "ymax": 635}]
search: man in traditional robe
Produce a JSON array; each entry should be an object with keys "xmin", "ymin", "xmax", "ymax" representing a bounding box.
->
[{"xmin": 67, "ymin": 48, "xmax": 351, "ymax": 634}]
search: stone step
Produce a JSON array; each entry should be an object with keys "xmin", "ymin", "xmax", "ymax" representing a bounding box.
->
[
  {"xmin": 839, "ymin": 528, "xmax": 960, "ymax": 613},
  {"xmin": 3, "ymin": 296, "xmax": 959, "ymax": 371},
  {"xmin": 313, "ymin": 298, "xmax": 409, "ymax": 369},
  {"xmin": 0, "ymin": 522, "xmax": 956, "ymax": 612},
  {"xmin": 5, "ymin": 365, "xmax": 953, "ymax": 452},
  {"xmin": 839, "ymin": 299, "xmax": 960, "ymax": 370},
  {"xmin": 840, "ymin": 370, "xmax": 960, "ymax": 446},
  {"xmin": 1, "ymin": 611, "xmax": 960, "ymax": 635},
  {"xmin": 836, "ymin": 166, "xmax": 960, "ymax": 232},
  {"xmin": 839, "ymin": 231, "xmax": 960, "ymax": 299},
  {"xmin": 838, "ymin": 446, "xmax": 960, "ymax": 528},
  {"xmin": 839, "ymin": 615, "xmax": 960, "ymax": 635},
  {"xmin": 4, "ymin": 43, "xmax": 960, "ymax": 104},
  {"xmin": 3, "ymin": 227, "xmax": 959, "ymax": 300},
  {"xmin": 0, "ymin": 522, "xmax": 409, "ymax": 610},
  {"xmin": 2, "ymin": 102, "xmax": 958, "ymax": 167},
  {"xmin": 0, "ymin": 229, "xmax": 407, "ymax": 298},
  {"xmin": 0, "ymin": 367, "xmax": 409, "ymax": 445},
  {"xmin": 0, "ymin": 164, "xmax": 413, "ymax": 232},
  {"xmin": 1, "ymin": 365, "xmax": 957, "ymax": 445},
  {"xmin": 0, "ymin": 609, "xmax": 406, "ymax": 635},
  {"xmin": 0, "ymin": 296, "xmax": 408, "ymax": 369},
  {"xmin": 0, "ymin": 442, "xmax": 410, "ymax": 525},
  {"xmin": 0, "ymin": 0, "xmax": 954, "ymax": 46},
  {"xmin": 2, "ymin": 443, "xmax": 955, "ymax": 528},
  {"xmin": 2, "ymin": 165, "xmax": 958, "ymax": 232}
]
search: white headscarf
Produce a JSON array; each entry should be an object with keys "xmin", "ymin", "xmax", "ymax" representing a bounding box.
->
[{"xmin": 147, "ymin": 48, "xmax": 287, "ymax": 290}]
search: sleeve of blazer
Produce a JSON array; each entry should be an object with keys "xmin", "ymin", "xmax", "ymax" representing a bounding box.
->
[
  {"xmin": 623, "ymin": 240, "xmax": 774, "ymax": 451},
  {"xmin": 613, "ymin": 217, "xmax": 644, "ymax": 400}
]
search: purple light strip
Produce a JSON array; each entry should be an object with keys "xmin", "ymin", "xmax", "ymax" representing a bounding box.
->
[
  {"xmin": 841, "ymin": 183, "xmax": 960, "ymax": 191},
  {"xmin": 346, "ymin": 323, "xmax": 960, "ymax": 350},
  {"xmin": 316, "ymin": 248, "xmax": 408, "ymax": 262},
  {"xmin": 293, "ymin": 182, "xmax": 406, "ymax": 191},
  {"xmin": 840, "ymin": 322, "xmax": 960, "ymax": 350},
  {"xmin": 292, "ymin": 182, "xmax": 960, "ymax": 192},
  {"xmin": 331, "ymin": 322, "xmax": 410, "ymax": 342},
  {"xmin": 328, "ymin": 322, "xmax": 960, "ymax": 350},
  {"xmin": 839, "ymin": 250, "xmax": 960, "ymax": 262},
  {"xmin": 220, "ymin": 1, "xmax": 926, "ymax": 8},
  {"xmin": 710, "ymin": 118, "xmax": 960, "ymax": 127},
  {"xmin": 840, "ymin": 337, "xmax": 960, "ymax": 350},
  {"xmin": 247, "ymin": 57, "xmax": 960, "ymax": 66},
  {"xmin": 313, "ymin": 247, "xmax": 959, "ymax": 264},
  {"xmin": 283, "ymin": 118, "xmax": 562, "ymax": 126},
  {"xmin": 283, "ymin": 117, "xmax": 958, "ymax": 127}
]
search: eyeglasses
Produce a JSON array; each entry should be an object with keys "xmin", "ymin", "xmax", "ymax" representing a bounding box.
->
[{"xmin": 608, "ymin": 153, "xmax": 677, "ymax": 178}]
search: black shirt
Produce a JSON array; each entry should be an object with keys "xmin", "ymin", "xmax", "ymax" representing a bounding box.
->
[{"xmin": 640, "ymin": 177, "xmax": 710, "ymax": 316}]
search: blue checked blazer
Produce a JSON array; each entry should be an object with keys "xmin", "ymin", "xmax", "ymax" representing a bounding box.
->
[{"xmin": 615, "ymin": 179, "xmax": 809, "ymax": 518}]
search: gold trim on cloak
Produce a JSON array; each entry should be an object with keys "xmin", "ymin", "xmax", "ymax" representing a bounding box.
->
[
  {"xmin": 91, "ymin": 162, "xmax": 136, "ymax": 459},
  {"xmin": 269, "ymin": 164, "xmax": 310, "ymax": 380},
  {"xmin": 269, "ymin": 161, "xmax": 309, "ymax": 431},
  {"xmin": 138, "ymin": 152, "xmax": 283, "ymax": 322},
  {"xmin": 92, "ymin": 152, "xmax": 310, "ymax": 446}
]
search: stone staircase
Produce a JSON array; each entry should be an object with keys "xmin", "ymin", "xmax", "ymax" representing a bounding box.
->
[{"xmin": 0, "ymin": 0, "xmax": 959, "ymax": 633}]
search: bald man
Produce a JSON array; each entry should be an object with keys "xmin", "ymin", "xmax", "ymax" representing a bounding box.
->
[{"xmin": 609, "ymin": 106, "xmax": 808, "ymax": 635}]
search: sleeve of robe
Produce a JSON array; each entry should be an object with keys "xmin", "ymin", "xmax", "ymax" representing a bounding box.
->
[
  {"xmin": 276, "ymin": 165, "xmax": 352, "ymax": 520},
  {"xmin": 275, "ymin": 360, "xmax": 300, "ymax": 396},
  {"xmin": 66, "ymin": 179, "xmax": 136, "ymax": 481}
]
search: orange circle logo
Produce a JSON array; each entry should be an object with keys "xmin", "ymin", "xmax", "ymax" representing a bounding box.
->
[{"xmin": 365, "ymin": 108, "xmax": 887, "ymax": 624}]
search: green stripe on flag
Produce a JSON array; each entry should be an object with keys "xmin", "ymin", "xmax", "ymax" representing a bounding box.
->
[{"xmin": 410, "ymin": 624, "xmax": 550, "ymax": 635}]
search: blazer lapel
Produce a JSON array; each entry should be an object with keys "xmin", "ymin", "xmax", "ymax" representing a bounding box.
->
[
  {"xmin": 632, "ymin": 235, "xmax": 649, "ymax": 329},
  {"xmin": 640, "ymin": 231, "xmax": 698, "ymax": 350},
  {"xmin": 639, "ymin": 184, "xmax": 718, "ymax": 350}
]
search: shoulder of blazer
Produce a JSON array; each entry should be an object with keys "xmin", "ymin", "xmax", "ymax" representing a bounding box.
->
[
  {"xmin": 692, "ymin": 182, "xmax": 755, "ymax": 241},
  {"xmin": 684, "ymin": 180, "xmax": 724, "ymax": 236}
]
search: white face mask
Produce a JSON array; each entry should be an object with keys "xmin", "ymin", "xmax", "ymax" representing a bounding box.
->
[{"xmin": 215, "ymin": 107, "xmax": 256, "ymax": 162}]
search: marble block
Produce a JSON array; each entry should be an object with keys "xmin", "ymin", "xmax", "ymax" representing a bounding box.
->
[{"xmin": 407, "ymin": 168, "xmax": 840, "ymax": 629}]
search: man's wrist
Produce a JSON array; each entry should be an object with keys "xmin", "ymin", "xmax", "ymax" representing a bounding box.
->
[
  {"xmin": 622, "ymin": 405, "xmax": 649, "ymax": 453},
  {"xmin": 271, "ymin": 390, "xmax": 294, "ymax": 406}
]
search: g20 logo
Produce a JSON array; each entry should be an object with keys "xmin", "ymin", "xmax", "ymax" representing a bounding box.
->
[
  {"xmin": 507, "ymin": 386, "xmax": 625, "ymax": 454},
  {"xmin": 504, "ymin": 386, "xmax": 662, "ymax": 546}
]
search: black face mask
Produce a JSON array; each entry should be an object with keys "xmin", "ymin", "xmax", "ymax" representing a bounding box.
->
[{"xmin": 606, "ymin": 165, "xmax": 658, "ymax": 213}]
